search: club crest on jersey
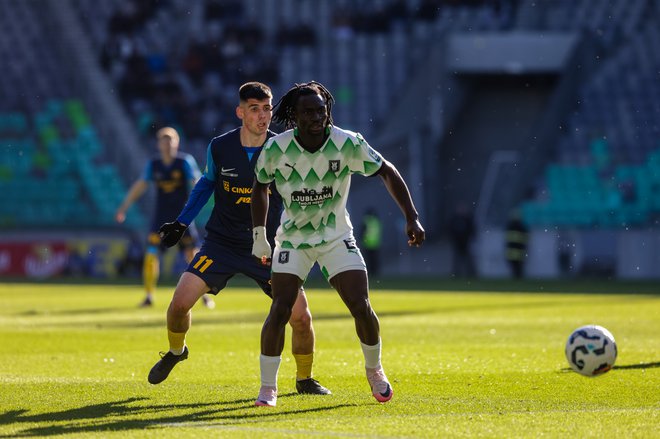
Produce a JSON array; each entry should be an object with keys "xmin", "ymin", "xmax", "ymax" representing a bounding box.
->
[
  {"xmin": 278, "ymin": 251, "xmax": 290, "ymax": 264},
  {"xmin": 329, "ymin": 160, "xmax": 340, "ymax": 172},
  {"xmin": 343, "ymin": 237, "xmax": 359, "ymax": 254}
]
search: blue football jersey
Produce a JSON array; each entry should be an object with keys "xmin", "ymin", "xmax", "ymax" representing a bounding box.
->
[
  {"xmin": 144, "ymin": 153, "xmax": 199, "ymax": 229},
  {"xmin": 203, "ymin": 128, "xmax": 283, "ymax": 249}
]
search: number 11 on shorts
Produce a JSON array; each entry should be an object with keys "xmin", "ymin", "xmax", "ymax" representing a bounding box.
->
[{"xmin": 193, "ymin": 255, "xmax": 213, "ymax": 273}]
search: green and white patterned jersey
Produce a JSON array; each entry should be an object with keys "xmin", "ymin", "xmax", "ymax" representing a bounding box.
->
[{"xmin": 255, "ymin": 125, "xmax": 383, "ymax": 249}]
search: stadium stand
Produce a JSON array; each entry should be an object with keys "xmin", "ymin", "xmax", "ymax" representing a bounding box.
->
[
  {"xmin": 0, "ymin": 100, "xmax": 145, "ymax": 229},
  {"xmin": 521, "ymin": 7, "xmax": 660, "ymax": 228},
  {"xmin": 71, "ymin": 0, "xmax": 513, "ymax": 150},
  {"xmin": 0, "ymin": 0, "xmax": 146, "ymax": 229}
]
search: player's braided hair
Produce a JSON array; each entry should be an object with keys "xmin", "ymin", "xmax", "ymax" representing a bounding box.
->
[{"xmin": 272, "ymin": 81, "xmax": 335, "ymax": 130}]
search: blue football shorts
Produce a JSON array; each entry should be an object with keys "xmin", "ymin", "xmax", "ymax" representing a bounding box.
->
[{"xmin": 185, "ymin": 239, "xmax": 272, "ymax": 297}]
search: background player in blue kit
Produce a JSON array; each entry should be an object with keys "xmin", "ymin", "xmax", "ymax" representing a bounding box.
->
[
  {"xmin": 115, "ymin": 127, "xmax": 214, "ymax": 309},
  {"xmin": 148, "ymin": 82, "xmax": 330, "ymax": 396}
]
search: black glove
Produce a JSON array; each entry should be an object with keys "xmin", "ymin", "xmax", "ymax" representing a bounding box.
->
[{"xmin": 159, "ymin": 221, "xmax": 187, "ymax": 248}]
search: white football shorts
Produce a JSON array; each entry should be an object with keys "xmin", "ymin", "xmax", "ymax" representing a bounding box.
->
[{"xmin": 272, "ymin": 232, "xmax": 366, "ymax": 281}]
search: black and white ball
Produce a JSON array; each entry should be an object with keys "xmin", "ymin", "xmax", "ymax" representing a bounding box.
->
[{"xmin": 565, "ymin": 325, "xmax": 617, "ymax": 377}]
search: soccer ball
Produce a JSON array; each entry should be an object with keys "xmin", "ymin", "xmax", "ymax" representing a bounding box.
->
[{"xmin": 565, "ymin": 325, "xmax": 617, "ymax": 377}]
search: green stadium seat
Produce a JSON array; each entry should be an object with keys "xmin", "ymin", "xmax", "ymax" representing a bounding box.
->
[
  {"xmin": 0, "ymin": 101, "xmax": 145, "ymax": 230},
  {"xmin": 65, "ymin": 99, "xmax": 90, "ymax": 132},
  {"xmin": 39, "ymin": 124, "xmax": 59, "ymax": 145}
]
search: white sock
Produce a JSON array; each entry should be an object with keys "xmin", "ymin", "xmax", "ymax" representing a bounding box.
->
[
  {"xmin": 260, "ymin": 354, "xmax": 281, "ymax": 387},
  {"xmin": 360, "ymin": 338, "xmax": 382, "ymax": 369},
  {"xmin": 169, "ymin": 346, "xmax": 185, "ymax": 356}
]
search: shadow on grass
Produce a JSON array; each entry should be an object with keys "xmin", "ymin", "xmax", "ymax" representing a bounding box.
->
[
  {"xmin": 16, "ymin": 307, "xmax": 128, "ymax": 317},
  {"xmin": 612, "ymin": 361, "xmax": 660, "ymax": 370},
  {"xmin": 0, "ymin": 393, "xmax": 359, "ymax": 437},
  {"xmin": 559, "ymin": 361, "xmax": 660, "ymax": 373},
  {"xmin": 21, "ymin": 299, "xmax": 592, "ymax": 330}
]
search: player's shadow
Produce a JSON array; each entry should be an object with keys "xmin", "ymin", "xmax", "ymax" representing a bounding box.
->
[
  {"xmin": 16, "ymin": 307, "xmax": 128, "ymax": 317},
  {"xmin": 0, "ymin": 394, "xmax": 359, "ymax": 437},
  {"xmin": 22, "ymin": 300, "xmax": 578, "ymax": 330},
  {"xmin": 29, "ymin": 309, "xmax": 446, "ymax": 330}
]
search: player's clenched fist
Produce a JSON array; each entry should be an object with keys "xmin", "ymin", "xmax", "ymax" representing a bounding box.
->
[
  {"xmin": 252, "ymin": 226, "xmax": 272, "ymax": 265},
  {"xmin": 407, "ymin": 219, "xmax": 425, "ymax": 247},
  {"xmin": 159, "ymin": 221, "xmax": 187, "ymax": 247}
]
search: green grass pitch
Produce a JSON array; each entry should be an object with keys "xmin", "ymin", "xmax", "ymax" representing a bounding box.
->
[{"xmin": 0, "ymin": 280, "xmax": 658, "ymax": 438}]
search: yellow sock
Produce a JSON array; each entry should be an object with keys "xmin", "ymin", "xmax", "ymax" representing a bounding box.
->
[
  {"xmin": 293, "ymin": 353, "xmax": 314, "ymax": 380},
  {"xmin": 168, "ymin": 330, "xmax": 186, "ymax": 354},
  {"xmin": 143, "ymin": 252, "xmax": 159, "ymax": 294}
]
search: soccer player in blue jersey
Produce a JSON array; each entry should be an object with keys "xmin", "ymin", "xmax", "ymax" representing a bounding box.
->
[
  {"xmin": 115, "ymin": 127, "xmax": 214, "ymax": 309},
  {"xmin": 251, "ymin": 81, "xmax": 425, "ymax": 406},
  {"xmin": 147, "ymin": 82, "xmax": 330, "ymax": 395}
]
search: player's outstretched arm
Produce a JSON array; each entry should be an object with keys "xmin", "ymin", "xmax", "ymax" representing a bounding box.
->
[
  {"xmin": 251, "ymin": 180, "xmax": 272, "ymax": 265},
  {"xmin": 176, "ymin": 176, "xmax": 214, "ymax": 226},
  {"xmin": 115, "ymin": 179, "xmax": 148, "ymax": 223},
  {"xmin": 377, "ymin": 160, "xmax": 426, "ymax": 247}
]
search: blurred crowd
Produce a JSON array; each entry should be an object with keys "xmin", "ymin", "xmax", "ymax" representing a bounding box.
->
[{"xmin": 96, "ymin": 0, "xmax": 516, "ymax": 154}]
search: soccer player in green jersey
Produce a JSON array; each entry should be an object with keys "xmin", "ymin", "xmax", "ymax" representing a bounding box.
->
[{"xmin": 251, "ymin": 81, "xmax": 425, "ymax": 406}]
